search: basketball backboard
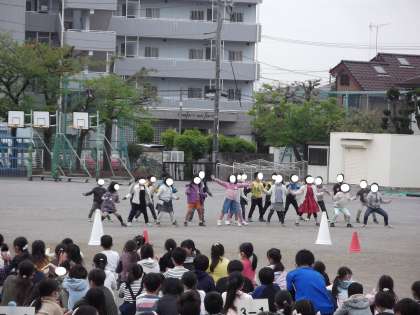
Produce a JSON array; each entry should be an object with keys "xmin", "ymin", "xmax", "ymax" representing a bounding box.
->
[
  {"xmin": 7, "ymin": 111, "xmax": 25, "ymax": 128},
  {"xmin": 33, "ymin": 111, "xmax": 50, "ymax": 128},
  {"xmin": 73, "ymin": 112, "xmax": 89, "ymax": 130}
]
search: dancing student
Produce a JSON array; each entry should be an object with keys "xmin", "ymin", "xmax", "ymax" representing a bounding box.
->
[
  {"xmin": 363, "ymin": 183, "xmax": 392, "ymax": 228},
  {"xmin": 143, "ymin": 175, "xmax": 158, "ymax": 223},
  {"xmin": 156, "ymin": 177, "xmax": 179, "ymax": 226},
  {"xmin": 125, "ymin": 178, "xmax": 152, "ymax": 226},
  {"xmin": 247, "ymin": 172, "xmax": 266, "ymax": 222},
  {"xmin": 184, "ymin": 175, "xmax": 206, "ymax": 227},
  {"xmin": 266, "ymin": 175, "xmax": 287, "ymax": 225},
  {"xmin": 330, "ymin": 183, "xmax": 355, "ymax": 228},
  {"xmin": 356, "ymin": 180, "xmax": 378, "ymax": 224},
  {"xmin": 333, "ymin": 173, "xmax": 345, "ymax": 196},
  {"xmin": 294, "ymin": 175, "xmax": 320, "ymax": 226},
  {"xmin": 83, "ymin": 178, "xmax": 107, "ymax": 222},
  {"xmin": 101, "ymin": 182, "xmax": 127, "ymax": 227},
  {"xmin": 263, "ymin": 173, "xmax": 277, "ymax": 216},
  {"xmin": 212, "ymin": 174, "xmax": 249, "ymax": 226},
  {"xmin": 314, "ymin": 176, "xmax": 331, "ymax": 220},
  {"xmin": 238, "ymin": 173, "xmax": 250, "ymax": 221},
  {"xmin": 284, "ymin": 174, "xmax": 303, "ymax": 222},
  {"xmin": 189, "ymin": 171, "xmax": 213, "ymax": 223}
]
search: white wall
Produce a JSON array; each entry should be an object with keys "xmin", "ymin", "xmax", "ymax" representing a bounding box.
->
[{"xmin": 329, "ymin": 132, "xmax": 420, "ymax": 188}]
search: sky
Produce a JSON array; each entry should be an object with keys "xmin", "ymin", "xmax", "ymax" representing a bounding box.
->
[{"xmin": 258, "ymin": 0, "xmax": 420, "ymax": 86}]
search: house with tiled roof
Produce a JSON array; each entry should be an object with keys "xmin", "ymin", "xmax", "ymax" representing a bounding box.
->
[{"xmin": 330, "ymin": 53, "xmax": 420, "ymax": 110}]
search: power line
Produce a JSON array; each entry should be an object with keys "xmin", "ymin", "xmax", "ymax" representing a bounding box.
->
[{"xmin": 263, "ymin": 35, "xmax": 420, "ymax": 51}]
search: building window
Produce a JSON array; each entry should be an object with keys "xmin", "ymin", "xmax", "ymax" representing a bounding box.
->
[
  {"xmin": 38, "ymin": 32, "xmax": 50, "ymax": 44},
  {"xmin": 205, "ymin": 46, "xmax": 215, "ymax": 60},
  {"xmin": 230, "ymin": 12, "xmax": 244, "ymax": 22},
  {"xmin": 373, "ymin": 65, "xmax": 387, "ymax": 74},
  {"xmin": 190, "ymin": 10, "xmax": 204, "ymax": 21},
  {"xmin": 397, "ymin": 57, "xmax": 411, "ymax": 66},
  {"xmin": 207, "ymin": 8, "xmax": 218, "ymax": 21},
  {"xmin": 25, "ymin": 31, "xmax": 37, "ymax": 42},
  {"xmin": 308, "ymin": 147, "xmax": 328, "ymax": 166},
  {"xmin": 145, "ymin": 47, "xmax": 159, "ymax": 58},
  {"xmin": 38, "ymin": 0, "xmax": 49, "ymax": 13},
  {"xmin": 127, "ymin": 0, "xmax": 139, "ymax": 18},
  {"xmin": 227, "ymin": 88, "xmax": 242, "ymax": 100},
  {"xmin": 145, "ymin": 8, "xmax": 160, "ymax": 18},
  {"xmin": 188, "ymin": 88, "xmax": 203, "ymax": 99},
  {"xmin": 126, "ymin": 36, "xmax": 138, "ymax": 57},
  {"xmin": 340, "ymin": 74, "xmax": 350, "ymax": 86},
  {"xmin": 228, "ymin": 50, "xmax": 243, "ymax": 62},
  {"xmin": 189, "ymin": 48, "xmax": 204, "ymax": 60}
]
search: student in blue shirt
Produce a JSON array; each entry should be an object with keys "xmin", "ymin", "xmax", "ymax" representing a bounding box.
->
[{"xmin": 286, "ymin": 249, "xmax": 334, "ymax": 315}]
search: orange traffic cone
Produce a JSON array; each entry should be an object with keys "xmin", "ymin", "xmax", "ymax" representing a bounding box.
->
[
  {"xmin": 349, "ymin": 231, "xmax": 361, "ymax": 253},
  {"xmin": 143, "ymin": 229, "xmax": 150, "ymax": 244}
]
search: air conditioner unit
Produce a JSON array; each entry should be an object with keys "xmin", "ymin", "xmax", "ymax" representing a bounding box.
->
[{"xmin": 39, "ymin": 5, "xmax": 49, "ymax": 13}]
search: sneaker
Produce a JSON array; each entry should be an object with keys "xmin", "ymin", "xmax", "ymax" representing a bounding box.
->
[
  {"xmin": 126, "ymin": 222, "xmax": 132, "ymax": 227},
  {"xmin": 259, "ymin": 218, "xmax": 266, "ymax": 222},
  {"xmin": 237, "ymin": 222, "xmax": 242, "ymax": 227},
  {"xmin": 374, "ymin": 220, "xmax": 379, "ymax": 224},
  {"xmin": 299, "ymin": 216, "xmax": 305, "ymax": 221},
  {"xmin": 225, "ymin": 220, "xmax": 231, "ymax": 225},
  {"xmin": 242, "ymin": 221, "xmax": 249, "ymax": 226},
  {"xmin": 217, "ymin": 220, "xmax": 222, "ymax": 226},
  {"xmin": 88, "ymin": 218, "xmax": 92, "ymax": 222},
  {"xmin": 121, "ymin": 223, "xmax": 127, "ymax": 227},
  {"xmin": 385, "ymin": 224, "xmax": 393, "ymax": 228},
  {"xmin": 199, "ymin": 222, "xmax": 205, "ymax": 227},
  {"xmin": 295, "ymin": 221, "xmax": 300, "ymax": 226},
  {"xmin": 281, "ymin": 223, "xmax": 286, "ymax": 227},
  {"xmin": 156, "ymin": 221, "xmax": 161, "ymax": 226},
  {"xmin": 247, "ymin": 218, "xmax": 253, "ymax": 222},
  {"xmin": 184, "ymin": 221, "xmax": 188, "ymax": 227},
  {"xmin": 316, "ymin": 222, "xmax": 320, "ymax": 226},
  {"xmin": 146, "ymin": 223, "xmax": 153, "ymax": 227},
  {"xmin": 361, "ymin": 224, "xmax": 367, "ymax": 228},
  {"xmin": 330, "ymin": 223, "xmax": 335, "ymax": 227},
  {"xmin": 266, "ymin": 221, "xmax": 270, "ymax": 224},
  {"xmin": 347, "ymin": 223, "xmax": 353, "ymax": 228},
  {"xmin": 356, "ymin": 218, "xmax": 360, "ymax": 223},
  {"xmin": 172, "ymin": 221, "xmax": 178, "ymax": 226}
]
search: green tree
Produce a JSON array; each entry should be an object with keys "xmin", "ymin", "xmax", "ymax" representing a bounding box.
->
[
  {"xmin": 338, "ymin": 110, "xmax": 384, "ymax": 133},
  {"xmin": 161, "ymin": 128, "xmax": 177, "ymax": 150},
  {"xmin": 136, "ymin": 120, "xmax": 154, "ymax": 143},
  {"xmin": 219, "ymin": 135, "xmax": 256, "ymax": 153},
  {"xmin": 174, "ymin": 129, "xmax": 209, "ymax": 161},
  {"xmin": 250, "ymin": 83, "xmax": 345, "ymax": 159},
  {"xmin": 86, "ymin": 74, "xmax": 147, "ymax": 171}
]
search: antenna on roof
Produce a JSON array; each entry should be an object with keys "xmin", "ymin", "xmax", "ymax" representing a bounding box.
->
[{"xmin": 369, "ymin": 22, "xmax": 391, "ymax": 55}]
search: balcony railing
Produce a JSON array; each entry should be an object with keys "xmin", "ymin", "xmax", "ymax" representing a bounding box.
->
[{"xmin": 64, "ymin": 29, "xmax": 116, "ymax": 52}]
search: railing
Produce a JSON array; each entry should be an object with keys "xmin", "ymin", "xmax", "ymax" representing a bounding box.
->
[{"xmin": 111, "ymin": 15, "xmax": 258, "ymax": 26}]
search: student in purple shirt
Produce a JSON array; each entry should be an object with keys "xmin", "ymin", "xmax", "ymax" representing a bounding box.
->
[{"xmin": 286, "ymin": 249, "xmax": 334, "ymax": 315}]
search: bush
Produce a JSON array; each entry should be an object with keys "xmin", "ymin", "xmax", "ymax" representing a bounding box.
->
[
  {"xmin": 136, "ymin": 120, "xmax": 154, "ymax": 143},
  {"xmin": 174, "ymin": 129, "xmax": 209, "ymax": 161},
  {"xmin": 219, "ymin": 135, "xmax": 256, "ymax": 153},
  {"xmin": 161, "ymin": 128, "xmax": 178, "ymax": 150},
  {"xmin": 128, "ymin": 143, "xmax": 143, "ymax": 165}
]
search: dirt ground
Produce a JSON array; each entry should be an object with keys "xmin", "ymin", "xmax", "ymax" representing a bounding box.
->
[{"xmin": 1, "ymin": 178, "xmax": 419, "ymax": 297}]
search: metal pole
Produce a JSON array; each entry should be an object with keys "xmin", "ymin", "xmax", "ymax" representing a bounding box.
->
[
  {"xmin": 212, "ymin": 0, "xmax": 224, "ymax": 166},
  {"xmin": 96, "ymin": 111, "xmax": 100, "ymax": 179},
  {"xmin": 179, "ymin": 90, "xmax": 183, "ymax": 134}
]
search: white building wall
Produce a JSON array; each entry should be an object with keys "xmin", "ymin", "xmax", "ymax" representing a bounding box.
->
[{"xmin": 329, "ymin": 132, "xmax": 420, "ymax": 188}]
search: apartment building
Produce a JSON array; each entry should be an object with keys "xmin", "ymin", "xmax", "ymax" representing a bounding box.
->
[{"xmin": 0, "ymin": 0, "xmax": 262, "ymax": 143}]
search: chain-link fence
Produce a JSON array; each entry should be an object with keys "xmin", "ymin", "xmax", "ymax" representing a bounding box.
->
[{"xmin": 216, "ymin": 159, "xmax": 307, "ymax": 181}]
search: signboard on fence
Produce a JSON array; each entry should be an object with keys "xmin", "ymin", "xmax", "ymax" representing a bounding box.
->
[
  {"xmin": 0, "ymin": 307, "xmax": 35, "ymax": 315},
  {"xmin": 236, "ymin": 299, "xmax": 269, "ymax": 315}
]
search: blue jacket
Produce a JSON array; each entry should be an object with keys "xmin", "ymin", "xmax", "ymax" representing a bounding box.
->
[
  {"xmin": 287, "ymin": 267, "xmax": 334, "ymax": 315},
  {"xmin": 195, "ymin": 270, "xmax": 216, "ymax": 293},
  {"xmin": 63, "ymin": 277, "xmax": 89, "ymax": 310}
]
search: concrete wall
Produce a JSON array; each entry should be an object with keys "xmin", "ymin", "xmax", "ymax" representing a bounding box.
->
[
  {"xmin": 329, "ymin": 132, "xmax": 420, "ymax": 188},
  {"xmin": 0, "ymin": 0, "xmax": 25, "ymax": 42}
]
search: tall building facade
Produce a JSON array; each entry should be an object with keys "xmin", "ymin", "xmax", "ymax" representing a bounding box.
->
[{"xmin": 1, "ymin": 0, "xmax": 262, "ymax": 142}]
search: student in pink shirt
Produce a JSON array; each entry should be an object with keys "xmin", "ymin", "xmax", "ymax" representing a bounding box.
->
[
  {"xmin": 239, "ymin": 242, "xmax": 258, "ymax": 286},
  {"xmin": 211, "ymin": 175, "xmax": 249, "ymax": 226}
]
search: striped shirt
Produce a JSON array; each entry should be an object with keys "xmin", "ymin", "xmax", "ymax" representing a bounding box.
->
[
  {"xmin": 136, "ymin": 293, "xmax": 160, "ymax": 315},
  {"xmin": 119, "ymin": 279, "xmax": 143, "ymax": 303},
  {"xmin": 163, "ymin": 266, "xmax": 189, "ymax": 279}
]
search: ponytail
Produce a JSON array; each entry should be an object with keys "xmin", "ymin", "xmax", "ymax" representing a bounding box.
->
[
  {"xmin": 239, "ymin": 242, "xmax": 257, "ymax": 271},
  {"xmin": 267, "ymin": 248, "xmax": 285, "ymax": 273},
  {"xmin": 15, "ymin": 260, "xmax": 35, "ymax": 306},
  {"xmin": 223, "ymin": 272, "xmax": 244, "ymax": 314},
  {"xmin": 210, "ymin": 243, "xmax": 225, "ymax": 273}
]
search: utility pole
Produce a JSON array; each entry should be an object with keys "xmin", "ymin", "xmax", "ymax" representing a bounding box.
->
[
  {"xmin": 212, "ymin": 0, "xmax": 224, "ymax": 166},
  {"xmin": 369, "ymin": 22, "xmax": 390, "ymax": 55},
  {"xmin": 179, "ymin": 90, "xmax": 183, "ymax": 134}
]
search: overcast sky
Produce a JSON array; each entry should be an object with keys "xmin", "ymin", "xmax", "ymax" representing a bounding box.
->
[{"xmin": 258, "ymin": 0, "xmax": 420, "ymax": 86}]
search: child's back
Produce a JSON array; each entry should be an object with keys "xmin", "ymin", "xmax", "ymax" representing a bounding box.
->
[{"xmin": 333, "ymin": 294, "xmax": 371, "ymax": 315}]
